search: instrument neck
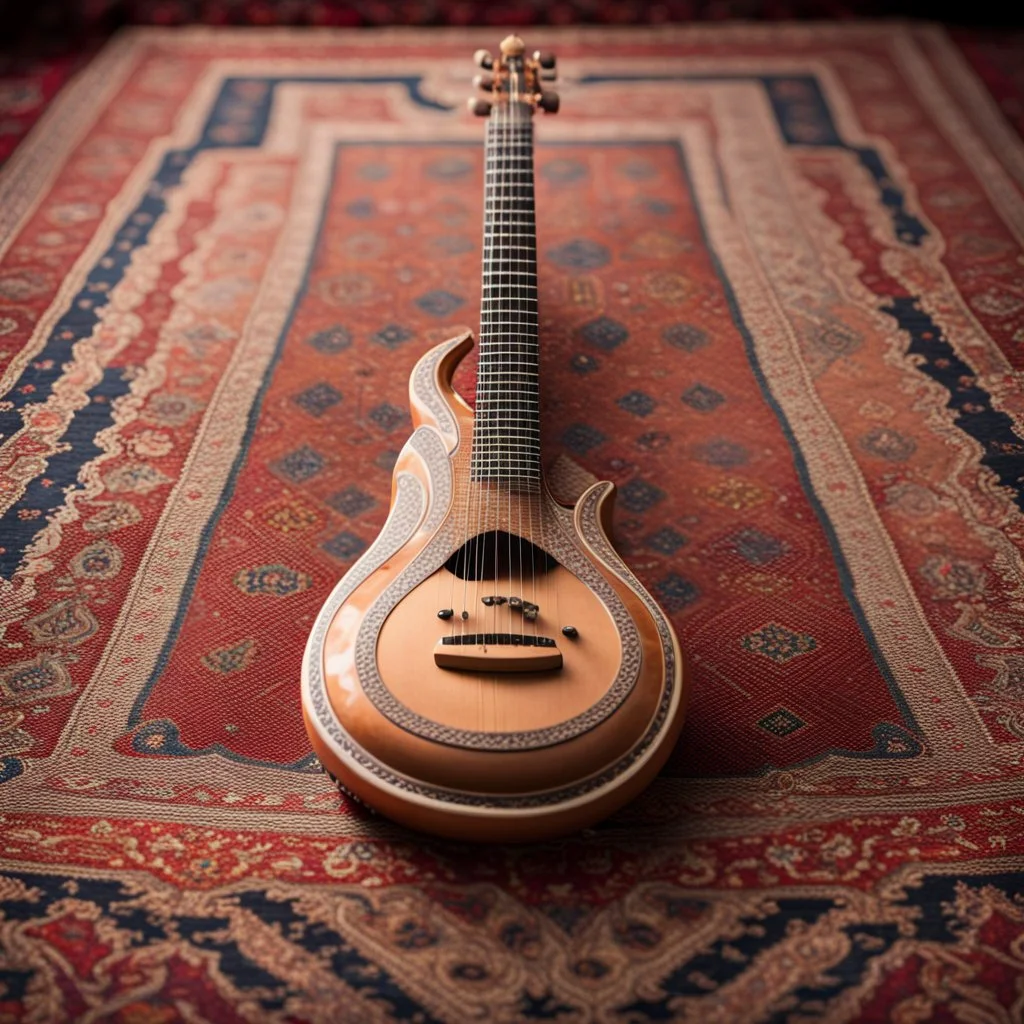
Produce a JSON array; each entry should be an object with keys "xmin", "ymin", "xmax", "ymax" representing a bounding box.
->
[{"xmin": 472, "ymin": 101, "xmax": 540, "ymax": 492}]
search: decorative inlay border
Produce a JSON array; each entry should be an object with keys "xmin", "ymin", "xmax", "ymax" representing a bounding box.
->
[
  {"xmin": 410, "ymin": 333, "xmax": 466, "ymax": 442},
  {"xmin": 303, "ymin": 474, "xmax": 676, "ymax": 808},
  {"xmin": 351, "ymin": 432, "xmax": 643, "ymax": 751}
]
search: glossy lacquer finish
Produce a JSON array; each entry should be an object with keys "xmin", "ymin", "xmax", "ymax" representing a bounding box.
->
[{"xmin": 301, "ymin": 332, "xmax": 689, "ymax": 841}]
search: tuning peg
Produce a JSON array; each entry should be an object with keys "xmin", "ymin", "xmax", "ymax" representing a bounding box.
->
[
  {"xmin": 467, "ymin": 98, "xmax": 492, "ymax": 117},
  {"xmin": 473, "ymin": 73, "xmax": 494, "ymax": 91},
  {"xmin": 534, "ymin": 51, "xmax": 556, "ymax": 70},
  {"xmin": 538, "ymin": 91, "xmax": 559, "ymax": 114},
  {"xmin": 540, "ymin": 68, "xmax": 557, "ymax": 82},
  {"xmin": 474, "ymin": 49, "xmax": 494, "ymax": 70}
]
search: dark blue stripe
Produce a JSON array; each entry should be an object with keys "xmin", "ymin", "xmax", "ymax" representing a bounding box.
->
[
  {"xmin": 883, "ymin": 296, "xmax": 1024, "ymax": 511},
  {"xmin": 0, "ymin": 365, "xmax": 133, "ymax": 579},
  {"xmin": 854, "ymin": 147, "xmax": 927, "ymax": 246},
  {"xmin": 0, "ymin": 148, "xmax": 190, "ymax": 442},
  {"xmin": 203, "ymin": 76, "xmax": 449, "ymax": 149}
]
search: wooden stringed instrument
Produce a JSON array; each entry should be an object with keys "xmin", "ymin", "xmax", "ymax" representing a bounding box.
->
[{"xmin": 301, "ymin": 37, "xmax": 689, "ymax": 841}]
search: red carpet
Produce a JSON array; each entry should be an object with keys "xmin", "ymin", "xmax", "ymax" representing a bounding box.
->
[{"xmin": 1, "ymin": 25, "xmax": 1023, "ymax": 1020}]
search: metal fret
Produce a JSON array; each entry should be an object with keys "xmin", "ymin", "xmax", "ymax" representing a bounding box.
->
[
  {"xmin": 468, "ymin": 450, "xmax": 541, "ymax": 458},
  {"xmin": 472, "ymin": 461, "xmax": 540, "ymax": 466},
  {"xmin": 472, "ymin": 427, "xmax": 540, "ymax": 434},
  {"xmin": 471, "ymin": 438, "xmax": 541, "ymax": 443},
  {"xmin": 472, "ymin": 449, "xmax": 541, "ymax": 454},
  {"xmin": 474, "ymin": 423, "xmax": 541, "ymax": 430}
]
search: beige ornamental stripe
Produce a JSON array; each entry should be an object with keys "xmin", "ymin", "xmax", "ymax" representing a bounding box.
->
[
  {"xmin": 0, "ymin": 61, "xmax": 230, "ymax": 409},
  {"xmin": 0, "ymin": 161, "xmax": 219, "ymax": 527},
  {"xmin": 7, "ymin": 769, "xmax": 1024, "ymax": 842},
  {"xmin": 891, "ymin": 31, "xmax": 1024, "ymax": 248},
  {"xmin": 692, "ymin": 90, "xmax": 993, "ymax": 756},
  {"xmin": 0, "ymin": 33, "xmax": 141, "ymax": 262},
  {"xmin": 12, "ymin": 128, "xmax": 340, "ymax": 809},
  {"xmin": 918, "ymin": 24, "xmax": 1024, "ymax": 191}
]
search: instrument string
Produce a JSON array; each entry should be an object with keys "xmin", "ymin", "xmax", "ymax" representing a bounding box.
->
[
  {"xmin": 463, "ymin": 102, "xmax": 493, "ymax": 641},
  {"xmin": 481, "ymin": 108, "xmax": 494, "ymax": 644},
  {"xmin": 509, "ymin": 75, "xmax": 519, "ymax": 643},
  {"xmin": 474, "ymin": 107, "xmax": 497, "ymax": 643},
  {"xmin": 523, "ymin": 96, "xmax": 537, "ymax": 640},
  {"xmin": 499, "ymin": 81, "xmax": 509, "ymax": 640}
]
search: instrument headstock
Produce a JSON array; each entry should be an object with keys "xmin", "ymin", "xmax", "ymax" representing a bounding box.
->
[{"xmin": 467, "ymin": 36, "xmax": 559, "ymax": 118}]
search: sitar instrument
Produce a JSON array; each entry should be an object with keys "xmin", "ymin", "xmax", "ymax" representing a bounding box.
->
[{"xmin": 301, "ymin": 37, "xmax": 689, "ymax": 841}]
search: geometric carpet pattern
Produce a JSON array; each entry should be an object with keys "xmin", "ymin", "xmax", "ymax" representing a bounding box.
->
[{"xmin": 1, "ymin": 25, "xmax": 1023, "ymax": 1019}]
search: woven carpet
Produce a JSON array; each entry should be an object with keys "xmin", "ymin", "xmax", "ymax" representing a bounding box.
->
[{"xmin": 1, "ymin": 24, "xmax": 1023, "ymax": 1021}]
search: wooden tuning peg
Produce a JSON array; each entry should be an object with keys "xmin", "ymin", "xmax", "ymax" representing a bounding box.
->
[
  {"xmin": 473, "ymin": 73, "xmax": 495, "ymax": 90},
  {"xmin": 467, "ymin": 98, "xmax": 493, "ymax": 116},
  {"xmin": 534, "ymin": 51, "xmax": 556, "ymax": 69},
  {"xmin": 474, "ymin": 49, "xmax": 494, "ymax": 70},
  {"xmin": 540, "ymin": 68, "xmax": 557, "ymax": 82},
  {"xmin": 538, "ymin": 91, "xmax": 559, "ymax": 114}
]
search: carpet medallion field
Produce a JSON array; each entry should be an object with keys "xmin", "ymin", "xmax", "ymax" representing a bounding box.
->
[{"xmin": 1, "ymin": 24, "xmax": 1023, "ymax": 1021}]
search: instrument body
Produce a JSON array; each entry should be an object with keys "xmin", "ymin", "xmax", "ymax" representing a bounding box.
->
[{"xmin": 301, "ymin": 38, "xmax": 689, "ymax": 841}]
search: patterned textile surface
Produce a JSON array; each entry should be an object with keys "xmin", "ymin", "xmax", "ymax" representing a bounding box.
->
[{"xmin": 1, "ymin": 24, "xmax": 1024, "ymax": 1021}]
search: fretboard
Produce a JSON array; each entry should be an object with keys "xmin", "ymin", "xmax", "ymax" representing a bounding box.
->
[{"xmin": 471, "ymin": 102, "xmax": 540, "ymax": 491}]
